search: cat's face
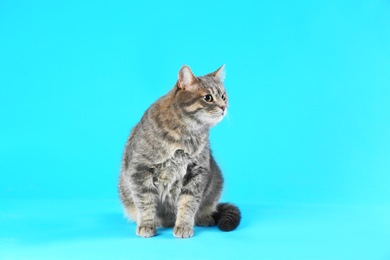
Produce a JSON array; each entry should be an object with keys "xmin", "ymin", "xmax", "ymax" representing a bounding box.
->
[{"xmin": 176, "ymin": 65, "xmax": 227, "ymax": 127}]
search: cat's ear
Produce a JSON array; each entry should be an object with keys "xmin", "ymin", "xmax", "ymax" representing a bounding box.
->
[
  {"xmin": 178, "ymin": 65, "xmax": 197, "ymax": 90},
  {"xmin": 210, "ymin": 64, "xmax": 226, "ymax": 82}
]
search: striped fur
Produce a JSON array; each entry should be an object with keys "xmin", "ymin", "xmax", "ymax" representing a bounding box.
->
[{"xmin": 119, "ymin": 65, "xmax": 240, "ymax": 238}]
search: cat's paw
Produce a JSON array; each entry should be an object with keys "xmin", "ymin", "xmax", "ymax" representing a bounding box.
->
[
  {"xmin": 173, "ymin": 225, "xmax": 194, "ymax": 238},
  {"xmin": 136, "ymin": 225, "xmax": 156, "ymax": 238}
]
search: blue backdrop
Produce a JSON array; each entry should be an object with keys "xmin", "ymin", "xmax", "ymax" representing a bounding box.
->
[{"xmin": 1, "ymin": 1, "xmax": 390, "ymax": 259}]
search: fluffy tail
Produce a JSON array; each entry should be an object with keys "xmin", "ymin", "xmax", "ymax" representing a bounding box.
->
[{"xmin": 213, "ymin": 203, "xmax": 241, "ymax": 231}]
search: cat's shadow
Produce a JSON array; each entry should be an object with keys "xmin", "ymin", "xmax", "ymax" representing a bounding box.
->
[
  {"xmin": 13, "ymin": 200, "xmax": 253, "ymax": 246},
  {"xmin": 17, "ymin": 213, "xmax": 227, "ymax": 245}
]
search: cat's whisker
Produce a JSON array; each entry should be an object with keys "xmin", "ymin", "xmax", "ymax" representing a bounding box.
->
[{"xmin": 225, "ymin": 113, "xmax": 232, "ymax": 125}]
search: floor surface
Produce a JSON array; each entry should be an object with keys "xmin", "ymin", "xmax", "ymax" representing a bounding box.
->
[{"xmin": 1, "ymin": 199, "xmax": 389, "ymax": 260}]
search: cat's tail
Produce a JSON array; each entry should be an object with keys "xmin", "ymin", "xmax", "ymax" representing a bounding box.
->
[{"xmin": 213, "ymin": 203, "xmax": 241, "ymax": 231}]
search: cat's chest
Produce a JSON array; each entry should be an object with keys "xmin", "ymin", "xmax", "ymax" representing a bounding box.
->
[
  {"xmin": 153, "ymin": 133, "xmax": 207, "ymax": 182},
  {"xmin": 157, "ymin": 149, "xmax": 190, "ymax": 177},
  {"xmin": 161, "ymin": 134, "xmax": 206, "ymax": 162},
  {"xmin": 172, "ymin": 133, "xmax": 207, "ymax": 159},
  {"xmin": 154, "ymin": 150, "xmax": 189, "ymax": 201},
  {"xmin": 153, "ymin": 137, "xmax": 207, "ymax": 202}
]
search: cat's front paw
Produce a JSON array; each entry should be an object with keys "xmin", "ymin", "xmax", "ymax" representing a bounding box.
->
[
  {"xmin": 136, "ymin": 225, "xmax": 156, "ymax": 238},
  {"xmin": 173, "ymin": 225, "xmax": 194, "ymax": 238}
]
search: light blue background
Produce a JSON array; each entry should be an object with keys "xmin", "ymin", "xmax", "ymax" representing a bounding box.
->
[{"xmin": 1, "ymin": 0, "xmax": 390, "ymax": 259}]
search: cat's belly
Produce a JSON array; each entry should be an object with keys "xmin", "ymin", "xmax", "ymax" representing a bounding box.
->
[
  {"xmin": 154, "ymin": 175, "xmax": 182, "ymax": 227},
  {"xmin": 153, "ymin": 149, "xmax": 189, "ymax": 201},
  {"xmin": 154, "ymin": 167, "xmax": 184, "ymax": 203},
  {"xmin": 156, "ymin": 197, "xmax": 177, "ymax": 227}
]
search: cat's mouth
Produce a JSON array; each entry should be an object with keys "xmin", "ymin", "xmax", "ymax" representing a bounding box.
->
[
  {"xmin": 210, "ymin": 111, "xmax": 225, "ymax": 118},
  {"xmin": 198, "ymin": 107, "xmax": 227, "ymax": 126},
  {"xmin": 210, "ymin": 109, "xmax": 227, "ymax": 121},
  {"xmin": 218, "ymin": 108, "xmax": 227, "ymax": 118}
]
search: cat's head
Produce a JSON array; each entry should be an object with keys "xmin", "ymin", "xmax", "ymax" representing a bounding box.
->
[{"xmin": 175, "ymin": 65, "xmax": 228, "ymax": 127}]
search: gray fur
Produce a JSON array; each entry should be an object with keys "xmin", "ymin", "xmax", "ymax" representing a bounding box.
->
[{"xmin": 119, "ymin": 65, "xmax": 229, "ymax": 238}]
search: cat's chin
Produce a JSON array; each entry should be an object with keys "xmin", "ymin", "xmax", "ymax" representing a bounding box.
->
[{"xmin": 200, "ymin": 114, "xmax": 225, "ymax": 127}]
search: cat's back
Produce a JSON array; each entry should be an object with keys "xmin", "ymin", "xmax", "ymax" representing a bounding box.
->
[
  {"xmin": 130, "ymin": 90, "xmax": 178, "ymax": 141},
  {"xmin": 124, "ymin": 91, "xmax": 183, "ymax": 164}
]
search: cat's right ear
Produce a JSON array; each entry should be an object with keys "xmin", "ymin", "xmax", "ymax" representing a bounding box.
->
[{"xmin": 178, "ymin": 65, "xmax": 197, "ymax": 90}]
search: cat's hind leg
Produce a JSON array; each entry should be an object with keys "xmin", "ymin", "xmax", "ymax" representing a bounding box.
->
[
  {"xmin": 122, "ymin": 197, "xmax": 138, "ymax": 222},
  {"xmin": 119, "ymin": 175, "xmax": 138, "ymax": 222},
  {"xmin": 195, "ymin": 204, "xmax": 217, "ymax": 227}
]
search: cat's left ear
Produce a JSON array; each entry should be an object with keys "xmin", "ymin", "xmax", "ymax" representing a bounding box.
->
[
  {"xmin": 210, "ymin": 64, "xmax": 226, "ymax": 82},
  {"xmin": 178, "ymin": 65, "xmax": 197, "ymax": 90}
]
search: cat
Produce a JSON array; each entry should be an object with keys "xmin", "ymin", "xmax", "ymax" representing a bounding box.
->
[{"xmin": 118, "ymin": 65, "xmax": 241, "ymax": 238}]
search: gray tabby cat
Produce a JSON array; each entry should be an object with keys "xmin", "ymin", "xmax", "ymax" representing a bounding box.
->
[{"xmin": 118, "ymin": 65, "xmax": 241, "ymax": 238}]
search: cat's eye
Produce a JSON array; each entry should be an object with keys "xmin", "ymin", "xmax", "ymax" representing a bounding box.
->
[
  {"xmin": 204, "ymin": 94, "xmax": 213, "ymax": 102},
  {"xmin": 221, "ymin": 93, "xmax": 226, "ymax": 101}
]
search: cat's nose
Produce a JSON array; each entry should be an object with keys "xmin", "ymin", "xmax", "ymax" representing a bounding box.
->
[{"xmin": 220, "ymin": 106, "xmax": 226, "ymax": 111}]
